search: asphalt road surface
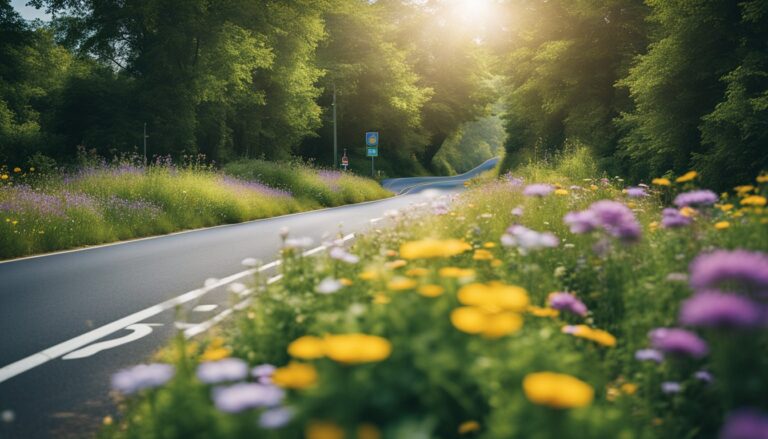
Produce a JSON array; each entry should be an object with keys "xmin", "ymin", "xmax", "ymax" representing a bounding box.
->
[{"xmin": 0, "ymin": 157, "xmax": 498, "ymax": 438}]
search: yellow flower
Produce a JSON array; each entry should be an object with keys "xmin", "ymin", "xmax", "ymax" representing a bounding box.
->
[
  {"xmin": 385, "ymin": 259, "xmax": 407, "ymax": 270},
  {"xmin": 554, "ymin": 189, "xmax": 569, "ymax": 196},
  {"xmin": 472, "ymin": 249, "xmax": 493, "ymax": 261},
  {"xmin": 757, "ymin": 174, "xmax": 768, "ymax": 184},
  {"xmin": 405, "ymin": 267, "xmax": 429, "ymax": 277},
  {"xmin": 323, "ymin": 334, "xmax": 392, "ymax": 364},
  {"xmin": 288, "ymin": 336, "xmax": 325, "ymax": 359},
  {"xmin": 201, "ymin": 337, "xmax": 231, "ymax": 361},
  {"xmin": 741, "ymin": 195, "xmax": 767, "ymax": 207},
  {"xmin": 621, "ymin": 383, "xmax": 638, "ymax": 395},
  {"xmin": 339, "ymin": 278, "xmax": 353, "ymax": 286},
  {"xmin": 273, "ymin": 362, "xmax": 318, "ymax": 389},
  {"xmin": 13, "ymin": 167, "xmax": 21, "ymax": 173},
  {"xmin": 458, "ymin": 421, "xmax": 481, "ymax": 434},
  {"xmin": 387, "ymin": 277, "xmax": 417, "ymax": 291},
  {"xmin": 714, "ymin": 221, "xmax": 730, "ymax": 230},
  {"xmin": 679, "ymin": 206, "xmax": 697, "ymax": 217},
  {"xmin": 675, "ymin": 171, "xmax": 698, "ymax": 183},
  {"xmin": 438, "ymin": 267, "xmax": 475, "ymax": 279},
  {"xmin": 717, "ymin": 203, "xmax": 734, "ymax": 212},
  {"xmin": 29, "ymin": 167, "xmax": 35, "ymax": 172},
  {"xmin": 356, "ymin": 424, "xmax": 381, "ymax": 439},
  {"xmin": 399, "ymin": 239, "xmax": 471, "ymax": 259},
  {"xmin": 306, "ymin": 421, "xmax": 344, "ymax": 439},
  {"xmin": 522, "ymin": 372, "xmax": 594, "ymax": 409},
  {"xmin": 589, "ymin": 184, "xmax": 599, "ymax": 191},
  {"xmin": 735, "ymin": 185, "xmax": 755, "ymax": 195},
  {"xmin": 359, "ymin": 270, "xmax": 379, "ymax": 281},
  {"xmin": 385, "ymin": 250, "xmax": 398, "ymax": 257},
  {"xmin": 417, "ymin": 284, "xmax": 445, "ymax": 298},
  {"xmin": 491, "ymin": 259, "xmax": 503, "ymax": 268},
  {"xmin": 527, "ymin": 306, "xmax": 559, "ymax": 318},
  {"xmin": 373, "ymin": 293, "xmax": 390, "ymax": 304},
  {"xmin": 483, "ymin": 242, "xmax": 496, "ymax": 248},
  {"xmin": 648, "ymin": 221, "xmax": 659, "ymax": 232},
  {"xmin": 652, "ymin": 178, "xmax": 671, "ymax": 186},
  {"xmin": 450, "ymin": 307, "xmax": 523, "ymax": 338},
  {"xmin": 0, "ymin": 174, "xmax": 8, "ymax": 180},
  {"xmin": 102, "ymin": 415, "xmax": 113, "ymax": 426},
  {"xmin": 457, "ymin": 282, "xmax": 529, "ymax": 312},
  {"xmin": 562, "ymin": 325, "xmax": 617, "ymax": 347}
]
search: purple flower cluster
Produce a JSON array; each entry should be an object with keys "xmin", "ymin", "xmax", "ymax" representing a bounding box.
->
[
  {"xmin": 548, "ymin": 292, "xmax": 588, "ymax": 317},
  {"xmin": 625, "ymin": 187, "xmax": 647, "ymax": 198},
  {"xmin": 0, "ymin": 186, "xmax": 98, "ymax": 217},
  {"xmin": 523, "ymin": 184, "xmax": 554, "ymax": 197},
  {"xmin": 102, "ymin": 195, "xmax": 162, "ymax": 219},
  {"xmin": 679, "ymin": 291, "xmax": 763, "ymax": 328},
  {"xmin": 501, "ymin": 225, "xmax": 558, "ymax": 252},
  {"xmin": 564, "ymin": 200, "xmax": 641, "ymax": 242},
  {"xmin": 661, "ymin": 208, "xmax": 692, "ymax": 228},
  {"xmin": 634, "ymin": 348, "xmax": 664, "ymax": 363},
  {"xmin": 648, "ymin": 328, "xmax": 709, "ymax": 358},
  {"xmin": 111, "ymin": 363, "xmax": 175, "ymax": 395},
  {"xmin": 673, "ymin": 190, "xmax": 718, "ymax": 208},
  {"xmin": 317, "ymin": 170, "xmax": 342, "ymax": 191},
  {"xmin": 212, "ymin": 383, "xmax": 285, "ymax": 414},
  {"xmin": 219, "ymin": 176, "xmax": 291, "ymax": 198},
  {"xmin": 720, "ymin": 409, "xmax": 768, "ymax": 439},
  {"xmin": 689, "ymin": 250, "xmax": 768, "ymax": 294},
  {"xmin": 197, "ymin": 358, "xmax": 249, "ymax": 384}
]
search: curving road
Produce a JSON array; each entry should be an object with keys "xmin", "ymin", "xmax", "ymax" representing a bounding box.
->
[{"xmin": 0, "ymin": 157, "xmax": 498, "ymax": 438}]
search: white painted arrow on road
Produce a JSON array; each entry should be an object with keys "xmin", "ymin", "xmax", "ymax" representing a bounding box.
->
[{"xmin": 62, "ymin": 324, "xmax": 162, "ymax": 360}]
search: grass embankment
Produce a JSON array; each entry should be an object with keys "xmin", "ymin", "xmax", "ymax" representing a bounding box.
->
[
  {"xmin": 101, "ymin": 148, "xmax": 767, "ymax": 439},
  {"xmin": 0, "ymin": 160, "xmax": 390, "ymax": 259}
]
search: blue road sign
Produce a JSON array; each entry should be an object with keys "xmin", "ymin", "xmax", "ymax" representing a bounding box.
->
[
  {"xmin": 365, "ymin": 132, "xmax": 379, "ymax": 147},
  {"xmin": 366, "ymin": 147, "xmax": 379, "ymax": 157}
]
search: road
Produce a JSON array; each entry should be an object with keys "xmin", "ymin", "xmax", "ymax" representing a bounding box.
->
[{"xmin": 0, "ymin": 157, "xmax": 498, "ymax": 438}]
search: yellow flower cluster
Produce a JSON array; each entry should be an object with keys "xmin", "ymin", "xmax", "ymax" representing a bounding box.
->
[
  {"xmin": 675, "ymin": 171, "xmax": 698, "ymax": 183},
  {"xmin": 523, "ymin": 372, "xmax": 594, "ymax": 409},
  {"xmin": 287, "ymin": 334, "xmax": 392, "ymax": 364},
  {"xmin": 561, "ymin": 325, "xmax": 616, "ymax": 347},
  {"xmin": 200, "ymin": 337, "xmax": 232, "ymax": 361},
  {"xmin": 272, "ymin": 362, "xmax": 318, "ymax": 389},
  {"xmin": 399, "ymin": 238, "xmax": 471, "ymax": 259},
  {"xmin": 450, "ymin": 282, "xmax": 529, "ymax": 338}
]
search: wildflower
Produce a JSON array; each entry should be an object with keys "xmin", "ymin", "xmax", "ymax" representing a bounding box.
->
[
  {"xmin": 676, "ymin": 171, "xmax": 698, "ymax": 183},
  {"xmin": 548, "ymin": 292, "xmax": 588, "ymax": 317},
  {"xmin": 329, "ymin": 247, "xmax": 359, "ymax": 264},
  {"xmin": 715, "ymin": 221, "xmax": 730, "ymax": 230},
  {"xmin": 718, "ymin": 203, "xmax": 735, "ymax": 212},
  {"xmin": 661, "ymin": 208, "xmax": 693, "ymax": 228},
  {"xmin": 285, "ymin": 237, "xmax": 314, "ymax": 249},
  {"xmin": 29, "ymin": 167, "xmax": 34, "ymax": 172},
  {"xmin": 491, "ymin": 259, "xmax": 503, "ymax": 267},
  {"xmin": 649, "ymin": 328, "xmax": 708, "ymax": 358},
  {"xmin": 272, "ymin": 363, "xmax": 318, "ymax": 389},
  {"xmin": 386, "ymin": 277, "xmax": 416, "ymax": 291},
  {"xmin": 735, "ymin": 185, "xmax": 755, "ymax": 195},
  {"xmin": 450, "ymin": 307, "xmax": 523, "ymax": 338},
  {"xmin": 562, "ymin": 325, "xmax": 616, "ymax": 347},
  {"xmin": 323, "ymin": 334, "xmax": 392, "ymax": 363},
  {"xmin": 758, "ymin": 175, "xmax": 768, "ymax": 184},
  {"xmin": 501, "ymin": 225, "xmax": 559, "ymax": 251},
  {"xmin": 316, "ymin": 278, "xmax": 343, "ymax": 295},
  {"xmin": 473, "ymin": 249, "xmax": 493, "ymax": 260},
  {"xmin": 201, "ymin": 339, "xmax": 231, "ymax": 361},
  {"xmin": 522, "ymin": 372, "xmax": 594, "ymax": 409},
  {"xmin": 373, "ymin": 293, "xmax": 390, "ymax": 304},
  {"xmin": 741, "ymin": 195, "xmax": 767, "ymax": 207},
  {"xmin": 661, "ymin": 382, "xmax": 682, "ymax": 394},
  {"xmin": 458, "ymin": 283, "xmax": 530, "ymax": 312},
  {"xmin": 554, "ymin": 188, "xmax": 569, "ymax": 196},
  {"xmin": 111, "ymin": 363, "xmax": 174, "ymax": 395},
  {"xmin": 0, "ymin": 174, "xmax": 7, "ymax": 180},
  {"xmin": 689, "ymin": 249, "xmax": 768, "ymax": 293},
  {"xmin": 385, "ymin": 259, "xmax": 407, "ymax": 269},
  {"xmin": 102, "ymin": 416, "xmax": 113, "ymax": 426},
  {"xmin": 511, "ymin": 206, "xmax": 524, "ymax": 216},
  {"xmin": 564, "ymin": 210, "xmax": 599, "ymax": 234},
  {"xmin": 626, "ymin": 187, "xmax": 647, "ymax": 198},
  {"xmin": 674, "ymin": 190, "xmax": 718, "ymax": 208},
  {"xmin": 527, "ymin": 306, "xmax": 559, "ymax": 318},
  {"xmin": 306, "ymin": 421, "xmax": 345, "ymax": 439},
  {"xmin": 212, "ymin": 383, "xmax": 285, "ymax": 413},
  {"xmin": 359, "ymin": 270, "xmax": 379, "ymax": 281},
  {"xmin": 438, "ymin": 267, "xmax": 475, "ymax": 279},
  {"xmin": 13, "ymin": 167, "xmax": 21, "ymax": 173},
  {"xmin": 634, "ymin": 349, "xmax": 664, "ymax": 363},
  {"xmin": 259, "ymin": 407, "xmax": 294, "ymax": 429},
  {"xmin": 458, "ymin": 421, "xmax": 481, "ymax": 434},
  {"xmin": 719, "ymin": 408, "xmax": 768, "ymax": 439},
  {"xmin": 405, "ymin": 267, "xmax": 429, "ymax": 277},
  {"xmin": 399, "ymin": 238, "xmax": 471, "ymax": 259},
  {"xmin": 288, "ymin": 336, "xmax": 325, "ymax": 360},
  {"xmin": 197, "ymin": 358, "xmax": 249, "ymax": 384},
  {"xmin": 339, "ymin": 278, "xmax": 353, "ymax": 286},
  {"xmin": 679, "ymin": 291, "xmax": 762, "ymax": 328},
  {"xmin": 621, "ymin": 383, "xmax": 638, "ymax": 395},
  {"xmin": 694, "ymin": 370, "xmax": 713, "ymax": 384},
  {"xmin": 252, "ymin": 364, "xmax": 277, "ymax": 380},
  {"xmin": 418, "ymin": 284, "xmax": 445, "ymax": 298},
  {"xmin": 523, "ymin": 184, "xmax": 554, "ymax": 197},
  {"xmin": 652, "ymin": 178, "xmax": 671, "ymax": 186},
  {"xmin": 572, "ymin": 200, "xmax": 641, "ymax": 242}
]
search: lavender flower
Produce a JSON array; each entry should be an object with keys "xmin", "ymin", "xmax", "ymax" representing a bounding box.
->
[
  {"xmin": 649, "ymin": 328, "xmax": 709, "ymax": 358},
  {"xmin": 679, "ymin": 291, "xmax": 763, "ymax": 328},
  {"xmin": 694, "ymin": 370, "xmax": 713, "ymax": 384},
  {"xmin": 720, "ymin": 409, "xmax": 768, "ymax": 439},
  {"xmin": 523, "ymin": 184, "xmax": 554, "ymax": 197},
  {"xmin": 548, "ymin": 292, "xmax": 588, "ymax": 317},
  {"xmin": 259, "ymin": 407, "xmax": 294, "ymax": 429},
  {"xmin": 328, "ymin": 247, "xmax": 359, "ymax": 264},
  {"xmin": 689, "ymin": 250, "xmax": 768, "ymax": 294},
  {"xmin": 626, "ymin": 187, "xmax": 647, "ymax": 198},
  {"xmin": 252, "ymin": 364, "xmax": 276, "ymax": 385},
  {"xmin": 212, "ymin": 383, "xmax": 285, "ymax": 414},
  {"xmin": 634, "ymin": 349, "xmax": 664, "ymax": 364},
  {"xmin": 501, "ymin": 225, "xmax": 558, "ymax": 252},
  {"xmin": 661, "ymin": 208, "xmax": 692, "ymax": 228},
  {"xmin": 674, "ymin": 190, "xmax": 718, "ymax": 208},
  {"xmin": 564, "ymin": 210, "xmax": 599, "ymax": 234},
  {"xmin": 511, "ymin": 206, "xmax": 524, "ymax": 217},
  {"xmin": 219, "ymin": 176, "xmax": 291, "ymax": 198},
  {"xmin": 316, "ymin": 277, "xmax": 343, "ymax": 294},
  {"xmin": 661, "ymin": 381, "xmax": 682, "ymax": 394},
  {"xmin": 111, "ymin": 363, "xmax": 174, "ymax": 395},
  {"xmin": 589, "ymin": 200, "xmax": 642, "ymax": 241},
  {"xmin": 197, "ymin": 358, "xmax": 249, "ymax": 384}
]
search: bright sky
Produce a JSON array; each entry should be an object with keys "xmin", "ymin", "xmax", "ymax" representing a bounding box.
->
[{"xmin": 11, "ymin": 0, "xmax": 51, "ymax": 21}]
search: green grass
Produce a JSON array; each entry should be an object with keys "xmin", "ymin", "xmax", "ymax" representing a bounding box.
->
[
  {"xmin": 0, "ymin": 160, "xmax": 390, "ymax": 259},
  {"xmin": 99, "ymin": 148, "xmax": 767, "ymax": 439}
]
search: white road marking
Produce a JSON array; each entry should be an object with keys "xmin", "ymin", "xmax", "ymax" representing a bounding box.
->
[
  {"xmin": 192, "ymin": 304, "xmax": 219, "ymax": 313},
  {"xmin": 0, "ymin": 234, "xmax": 354, "ymax": 384},
  {"xmin": 62, "ymin": 324, "xmax": 162, "ymax": 360},
  {"xmin": 370, "ymin": 217, "xmax": 383, "ymax": 224}
]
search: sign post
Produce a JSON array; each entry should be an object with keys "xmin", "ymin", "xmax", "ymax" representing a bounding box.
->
[
  {"xmin": 341, "ymin": 148, "xmax": 349, "ymax": 171},
  {"xmin": 365, "ymin": 132, "xmax": 379, "ymax": 177}
]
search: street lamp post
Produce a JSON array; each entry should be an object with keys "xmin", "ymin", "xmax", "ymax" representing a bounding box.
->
[{"xmin": 332, "ymin": 83, "xmax": 338, "ymax": 168}]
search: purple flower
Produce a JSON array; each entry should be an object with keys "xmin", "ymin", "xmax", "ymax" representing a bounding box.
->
[
  {"xmin": 212, "ymin": 383, "xmax": 285, "ymax": 414},
  {"xmin": 634, "ymin": 349, "xmax": 664, "ymax": 364},
  {"xmin": 694, "ymin": 370, "xmax": 714, "ymax": 384},
  {"xmin": 548, "ymin": 292, "xmax": 588, "ymax": 317},
  {"xmin": 661, "ymin": 208, "xmax": 693, "ymax": 228},
  {"xmin": 626, "ymin": 187, "xmax": 647, "ymax": 198},
  {"xmin": 252, "ymin": 364, "xmax": 276, "ymax": 378},
  {"xmin": 501, "ymin": 225, "xmax": 558, "ymax": 252},
  {"xmin": 661, "ymin": 381, "xmax": 682, "ymax": 394},
  {"xmin": 259, "ymin": 407, "xmax": 294, "ymax": 429},
  {"xmin": 689, "ymin": 250, "xmax": 768, "ymax": 294},
  {"xmin": 564, "ymin": 210, "xmax": 599, "ymax": 234},
  {"xmin": 197, "ymin": 358, "xmax": 249, "ymax": 384},
  {"xmin": 679, "ymin": 291, "xmax": 763, "ymax": 328},
  {"xmin": 649, "ymin": 328, "xmax": 709, "ymax": 358},
  {"xmin": 674, "ymin": 190, "xmax": 718, "ymax": 207},
  {"xmin": 523, "ymin": 184, "xmax": 554, "ymax": 197},
  {"xmin": 589, "ymin": 200, "xmax": 642, "ymax": 241},
  {"xmin": 720, "ymin": 409, "xmax": 768, "ymax": 439},
  {"xmin": 111, "ymin": 363, "xmax": 174, "ymax": 395}
]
